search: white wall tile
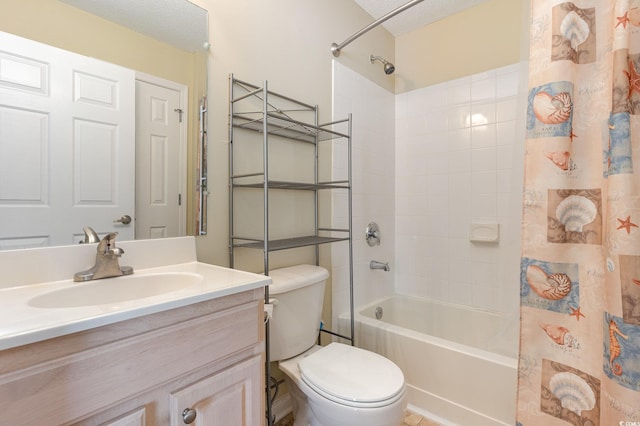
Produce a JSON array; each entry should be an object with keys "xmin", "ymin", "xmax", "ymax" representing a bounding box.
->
[
  {"xmin": 497, "ymin": 144, "xmax": 514, "ymax": 170},
  {"xmin": 472, "ymin": 192, "xmax": 497, "ymax": 218},
  {"xmin": 497, "ymin": 97, "xmax": 518, "ymax": 122},
  {"xmin": 497, "ymin": 193, "xmax": 511, "ymax": 218},
  {"xmin": 424, "ymin": 151, "xmax": 449, "ymax": 174},
  {"xmin": 448, "ymin": 149, "xmax": 471, "ymax": 174},
  {"xmin": 448, "ymin": 237, "xmax": 472, "ymax": 261},
  {"xmin": 471, "ymin": 170, "xmax": 497, "ymax": 193},
  {"xmin": 336, "ymin": 62, "xmax": 522, "ymax": 317},
  {"xmin": 332, "ymin": 62, "xmax": 395, "ymax": 324},
  {"xmin": 497, "ymin": 120, "xmax": 517, "ymax": 146},
  {"xmin": 471, "ymin": 73, "xmax": 496, "ymax": 102},
  {"xmin": 497, "ymin": 169, "xmax": 514, "ymax": 193},
  {"xmin": 448, "ymin": 214, "xmax": 471, "ymax": 239},
  {"xmin": 403, "ymin": 64, "xmax": 520, "ymax": 313},
  {"xmin": 447, "ymin": 78, "xmax": 471, "ymax": 105},
  {"xmin": 496, "ymin": 68, "xmax": 520, "ymax": 98},
  {"xmin": 471, "ymin": 123, "xmax": 497, "ymax": 149},
  {"xmin": 449, "ymin": 281, "xmax": 473, "ymax": 305},
  {"xmin": 471, "ymin": 147, "xmax": 497, "ymax": 172},
  {"xmin": 471, "ymin": 243, "xmax": 499, "ymax": 263},
  {"xmin": 423, "ymin": 110, "xmax": 449, "ymax": 134},
  {"xmin": 448, "ymin": 127, "xmax": 471, "ymax": 151},
  {"xmin": 448, "ymin": 258, "xmax": 473, "ymax": 282},
  {"xmin": 426, "ymin": 173, "xmax": 449, "ymax": 195},
  {"xmin": 470, "ymin": 101, "xmax": 496, "ymax": 125},
  {"xmin": 447, "ymin": 105, "xmax": 471, "ymax": 129},
  {"xmin": 424, "ymin": 131, "xmax": 449, "ymax": 154}
]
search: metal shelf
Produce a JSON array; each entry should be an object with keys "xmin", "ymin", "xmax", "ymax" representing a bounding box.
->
[
  {"xmin": 232, "ymin": 113, "xmax": 349, "ymax": 143},
  {"xmin": 229, "ymin": 75, "xmax": 353, "ymax": 426},
  {"xmin": 232, "ymin": 179, "xmax": 350, "ymax": 191},
  {"xmin": 232, "ymin": 235, "xmax": 350, "ymax": 251}
]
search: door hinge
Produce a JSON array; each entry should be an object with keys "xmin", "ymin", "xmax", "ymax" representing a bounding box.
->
[
  {"xmin": 174, "ymin": 108, "xmax": 183, "ymax": 123},
  {"xmin": 178, "ymin": 193, "xmax": 182, "ymax": 206}
]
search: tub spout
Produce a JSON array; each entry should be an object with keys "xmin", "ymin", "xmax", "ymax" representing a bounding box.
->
[{"xmin": 370, "ymin": 260, "xmax": 390, "ymax": 272}]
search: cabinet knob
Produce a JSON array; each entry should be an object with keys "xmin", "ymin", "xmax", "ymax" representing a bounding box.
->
[{"xmin": 182, "ymin": 408, "xmax": 197, "ymax": 424}]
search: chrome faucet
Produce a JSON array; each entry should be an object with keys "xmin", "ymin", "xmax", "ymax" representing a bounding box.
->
[
  {"xmin": 74, "ymin": 230, "xmax": 133, "ymax": 282},
  {"xmin": 370, "ymin": 260, "xmax": 390, "ymax": 272}
]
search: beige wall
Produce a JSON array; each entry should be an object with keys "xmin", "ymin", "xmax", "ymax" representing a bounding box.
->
[
  {"xmin": 0, "ymin": 0, "xmax": 199, "ymax": 87},
  {"xmin": 193, "ymin": 0, "xmax": 395, "ymax": 266},
  {"xmin": 395, "ymin": 0, "xmax": 524, "ymax": 93}
]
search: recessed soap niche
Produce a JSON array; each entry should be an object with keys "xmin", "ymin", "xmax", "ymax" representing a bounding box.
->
[{"xmin": 469, "ymin": 223, "xmax": 500, "ymax": 243}]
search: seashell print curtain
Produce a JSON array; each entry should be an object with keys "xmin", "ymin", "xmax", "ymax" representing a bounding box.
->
[{"xmin": 518, "ymin": 0, "xmax": 640, "ymax": 424}]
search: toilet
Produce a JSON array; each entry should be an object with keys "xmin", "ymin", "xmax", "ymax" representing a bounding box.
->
[{"xmin": 268, "ymin": 264, "xmax": 406, "ymax": 426}]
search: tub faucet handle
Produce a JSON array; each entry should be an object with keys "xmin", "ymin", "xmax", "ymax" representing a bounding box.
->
[{"xmin": 365, "ymin": 222, "xmax": 381, "ymax": 246}]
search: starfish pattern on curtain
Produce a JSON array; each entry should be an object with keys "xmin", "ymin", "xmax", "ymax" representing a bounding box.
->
[{"xmin": 518, "ymin": 0, "xmax": 640, "ymax": 424}]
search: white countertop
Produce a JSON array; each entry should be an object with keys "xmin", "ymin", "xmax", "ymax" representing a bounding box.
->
[{"xmin": 0, "ymin": 237, "xmax": 270, "ymax": 351}]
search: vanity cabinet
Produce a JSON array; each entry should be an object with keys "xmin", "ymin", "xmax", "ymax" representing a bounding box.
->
[
  {"xmin": 0, "ymin": 288, "xmax": 265, "ymax": 426},
  {"xmin": 169, "ymin": 355, "xmax": 262, "ymax": 425}
]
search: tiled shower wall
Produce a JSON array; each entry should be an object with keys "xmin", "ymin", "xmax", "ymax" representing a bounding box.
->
[
  {"xmin": 332, "ymin": 62, "xmax": 524, "ymax": 321},
  {"xmin": 331, "ymin": 62, "xmax": 396, "ymax": 324},
  {"xmin": 395, "ymin": 63, "xmax": 523, "ymax": 314}
]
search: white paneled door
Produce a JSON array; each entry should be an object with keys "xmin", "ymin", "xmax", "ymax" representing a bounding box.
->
[
  {"xmin": 134, "ymin": 79, "xmax": 184, "ymax": 240},
  {"xmin": 0, "ymin": 31, "xmax": 135, "ymax": 249}
]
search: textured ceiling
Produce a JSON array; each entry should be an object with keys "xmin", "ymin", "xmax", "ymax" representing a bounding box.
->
[
  {"xmin": 60, "ymin": 0, "xmax": 484, "ymax": 51},
  {"xmin": 353, "ymin": 0, "xmax": 489, "ymax": 36},
  {"xmin": 59, "ymin": 0, "xmax": 208, "ymax": 52}
]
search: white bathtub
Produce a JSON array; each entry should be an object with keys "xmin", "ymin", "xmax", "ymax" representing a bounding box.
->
[{"xmin": 344, "ymin": 295, "xmax": 518, "ymax": 426}]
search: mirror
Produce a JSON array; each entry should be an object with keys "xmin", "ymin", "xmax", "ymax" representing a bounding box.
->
[{"xmin": 0, "ymin": 0, "xmax": 208, "ymax": 250}]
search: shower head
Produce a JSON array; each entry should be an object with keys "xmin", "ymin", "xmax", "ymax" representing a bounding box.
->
[{"xmin": 370, "ymin": 55, "xmax": 395, "ymax": 75}]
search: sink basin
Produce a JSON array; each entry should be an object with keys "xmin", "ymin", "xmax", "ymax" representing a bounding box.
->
[{"xmin": 28, "ymin": 272, "xmax": 204, "ymax": 308}]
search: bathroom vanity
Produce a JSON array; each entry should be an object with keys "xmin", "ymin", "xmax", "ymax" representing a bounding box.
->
[{"xmin": 0, "ymin": 237, "xmax": 269, "ymax": 425}]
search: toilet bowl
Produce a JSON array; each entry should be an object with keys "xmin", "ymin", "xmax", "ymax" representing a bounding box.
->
[
  {"xmin": 268, "ymin": 265, "xmax": 407, "ymax": 426},
  {"xmin": 279, "ymin": 343, "xmax": 406, "ymax": 426}
]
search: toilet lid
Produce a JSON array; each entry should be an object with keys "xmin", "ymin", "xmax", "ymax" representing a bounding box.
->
[{"xmin": 298, "ymin": 343, "xmax": 405, "ymax": 406}]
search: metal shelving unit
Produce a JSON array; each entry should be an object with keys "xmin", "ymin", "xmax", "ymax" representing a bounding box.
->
[{"xmin": 228, "ymin": 75, "xmax": 354, "ymax": 426}]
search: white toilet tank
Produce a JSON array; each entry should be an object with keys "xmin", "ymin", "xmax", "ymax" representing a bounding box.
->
[{"xmin": 267, "ymin": 264, "xmax": 329, "ymax": 361}]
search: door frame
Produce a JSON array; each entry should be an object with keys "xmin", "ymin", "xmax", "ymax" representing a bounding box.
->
[{"xmin": 134, "ymin": 71, "xmax": 188, "ymax": 237}]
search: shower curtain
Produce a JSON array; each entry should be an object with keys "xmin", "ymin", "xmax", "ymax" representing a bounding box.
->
[{"xmin": 518, "ymin": 1, "xmax": 640, "ymax": 424}]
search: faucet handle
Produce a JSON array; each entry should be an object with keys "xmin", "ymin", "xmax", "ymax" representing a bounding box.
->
[
  {"xmin": 81, "ymin": 226, "xmax": 100, "ymax": 244},
  {"xmin": 102, "ymin": 232, "xmax": 118, "ymax": 242},
  {"xmin": 108, "ymin": 246, "xmax": 125, "ymax": 256},
  {"xmin": 98, "ymin": 232, "xmax": 120, "ymax": 254},
  {"xmin": 105, "ymin": 233, "xmax": 124, "ymax": 256}
]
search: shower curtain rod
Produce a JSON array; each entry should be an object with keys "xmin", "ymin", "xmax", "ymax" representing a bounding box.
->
[{"xmin": 331, "ymin": 0, "xmax": 424, "ymax": 57}]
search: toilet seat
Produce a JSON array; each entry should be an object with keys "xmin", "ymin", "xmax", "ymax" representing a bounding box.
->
[{"xmin": 298, "ymin": 343, "xmax": 405, "ymax": 408}]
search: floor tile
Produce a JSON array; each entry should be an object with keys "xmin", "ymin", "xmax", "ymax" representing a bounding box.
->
[{"xmin": 276, "ymin": 410, "xmax": 443, "ymax": 426}]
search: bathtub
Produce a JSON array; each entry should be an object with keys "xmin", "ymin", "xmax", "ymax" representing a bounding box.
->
[{"xmin": 343, "ymin": 295, "xmax": 518, "ymax": 426}]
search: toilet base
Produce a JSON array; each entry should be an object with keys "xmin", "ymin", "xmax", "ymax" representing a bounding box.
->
[{"xmin": 279, "ymin": 346, "xmax": 407, "ymax": 426}]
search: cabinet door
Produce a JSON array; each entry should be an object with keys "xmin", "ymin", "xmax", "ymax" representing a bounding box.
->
[
  {"xmin": 170, "ymin": 355, "xmax": 263, "ymax": 426},
  {"xmin": 97, "ymin": 408, "xmax": 146, "ymax": 426}
]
